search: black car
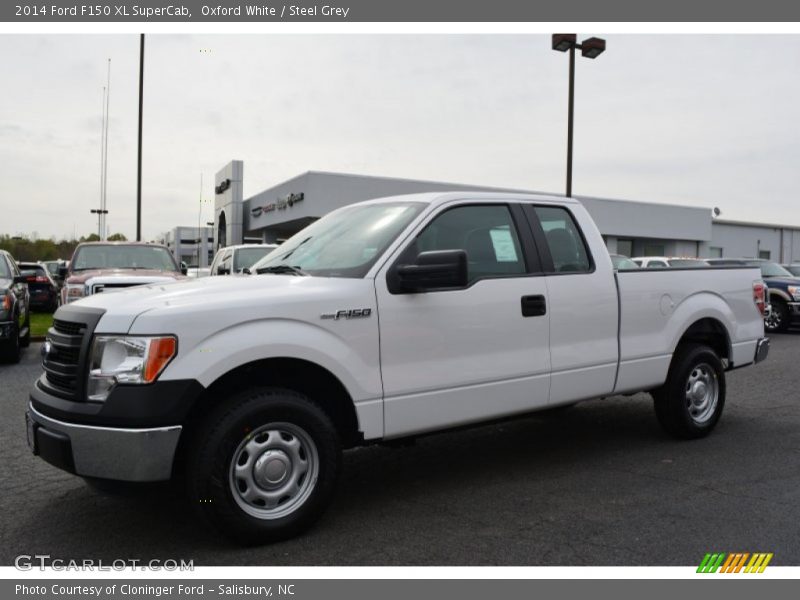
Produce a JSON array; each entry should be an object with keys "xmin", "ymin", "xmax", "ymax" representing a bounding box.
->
[
  {"xmin": 706, "ymin": 258, "xmax": 800, "ymax": 333},
  {"xmin": 18, "ymin": 262, "xmax": 59, "ymax": 312},
  {"xmin": 0, "ymin": 250, "xmax": 31, "ymax": 363}
]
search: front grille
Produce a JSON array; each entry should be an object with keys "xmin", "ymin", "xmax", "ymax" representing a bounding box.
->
[
  {"xmin": 42, "ymin": 320, "xmax": 86, "ymax": 399},
  {"xmin": 92, "ymin": 283, "xmax": 140, "ymax": 294},
  {"xmin": 53, "ymin": 319, "xmax": 83, "ymax": 335}
]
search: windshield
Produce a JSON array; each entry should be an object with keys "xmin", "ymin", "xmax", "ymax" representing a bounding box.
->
[
  {"xmin": 235, "ymin": 247, "xmax": 276, "ymax": 272},
  {"xmin": 252, "ymin": 202, "xmax": 425, "ymax": 278},
  {"xmin": 745, "ymin": 261, "xmax": 793, "ymax": 278},
  {"xmin": 785, "ymin": 265, "xmax": 800, "ymax": 276},
  {"xmin": 0, "ymin": 258, "xmax": 10, "ymax": 279},
  {"xmin": 20, "ymin": 265, "xmax": 46, "ymax": 278},
  {"xmin": 71, "ymin": 245, "xmax": 178, "ymax": 272},
  {"xmin": 668, "ymin": 259, "xmax": 707, "ymax": 268}
]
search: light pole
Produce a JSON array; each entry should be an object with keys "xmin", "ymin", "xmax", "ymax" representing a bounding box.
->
[
  {"xmin": 90, "ymin": 209, "xmax": 108, "ymax": 239},
  {"xmin": 552, "ymin": 34, "xmax": 606, "ymax": 197},
  {"xmin": 136, "ymin": 33, "xmax": 145, "ymax": 241}
]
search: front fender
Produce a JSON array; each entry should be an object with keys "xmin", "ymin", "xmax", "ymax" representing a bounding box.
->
[{"xmin": 159, "ymin": 318, "xmax": 382, "ymax": 405}]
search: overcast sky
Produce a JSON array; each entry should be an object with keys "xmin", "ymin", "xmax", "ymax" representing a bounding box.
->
[{"xmin": 1, "ymin": 34, "xmax": 799, "ymax": 241}]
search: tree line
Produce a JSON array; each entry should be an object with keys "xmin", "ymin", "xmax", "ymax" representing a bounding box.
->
[{"xmin": 0, "ymin": 233, "xmax": 127, "ymax": 262}]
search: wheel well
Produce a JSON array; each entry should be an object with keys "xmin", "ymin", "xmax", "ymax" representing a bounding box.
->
[
  {"xmin": 180, "ymin": 358, "xmax": 362, "ymax": 452},
  {"xmin": 769, "ymin": 291, "xmax": 788, "ymax": 305},
  {"xmin": 676, "ymin": 318, "xmax": 730, "ymax": 362}
]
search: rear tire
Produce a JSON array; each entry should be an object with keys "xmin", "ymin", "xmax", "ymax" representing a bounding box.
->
[
  {"xmin": 653, "ymin": 344, "xmax": 725, "ymax": 439},
  {"xmin": 186, "ymin": 387, "xmax": 341, "ymax": 545}
]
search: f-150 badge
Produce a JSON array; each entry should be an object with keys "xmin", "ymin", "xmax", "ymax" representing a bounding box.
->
[{"xmin": 321, "ymin": 308, "xmax": 372, "ymax": 320}]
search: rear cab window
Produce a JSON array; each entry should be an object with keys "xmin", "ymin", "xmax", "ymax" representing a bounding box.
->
[{"xmin": 531, "ymin": 205, "xmax": 593, "ymax": 274}]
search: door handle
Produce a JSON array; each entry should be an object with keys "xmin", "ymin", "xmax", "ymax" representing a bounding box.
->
[{"xmin": 521, "ymin": 295, "xmax": 546, "ymax": 317}]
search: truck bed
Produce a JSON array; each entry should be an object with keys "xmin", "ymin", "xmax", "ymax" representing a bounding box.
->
[{"xmin": 613, "ymin": 265, "xmax": 764, "ymax": 394}]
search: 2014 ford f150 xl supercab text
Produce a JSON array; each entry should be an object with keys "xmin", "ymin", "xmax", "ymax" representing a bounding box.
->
[{"xmin": 26, "ymin": 192, "xmax": 770, "ymax": 544}]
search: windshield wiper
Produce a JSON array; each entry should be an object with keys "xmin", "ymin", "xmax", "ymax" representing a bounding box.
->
[{"xmin": 255, "ymin": 264, "xmax": 308, "ymax": 276}]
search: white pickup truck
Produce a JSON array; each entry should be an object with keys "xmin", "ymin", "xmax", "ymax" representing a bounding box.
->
[{"xmin": 27, "ymin": 192, "xmax": 769, "ymax": 544}]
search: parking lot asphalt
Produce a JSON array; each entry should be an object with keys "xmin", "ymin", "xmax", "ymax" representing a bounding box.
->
[{"xmin": 1, "ymin": 335, "xmax": 799, "ymax": 567}]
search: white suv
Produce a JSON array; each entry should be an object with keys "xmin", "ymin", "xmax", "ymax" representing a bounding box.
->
[
  {"xmin": 209, "ymin": 244, "xmax": 279, "ymax": 275},
  {"xmin": 632, "ymin": 256, "xmax": 707, "ymax": 268}
]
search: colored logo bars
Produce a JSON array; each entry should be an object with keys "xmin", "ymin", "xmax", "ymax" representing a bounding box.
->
[{"xmin": 697, "ymin": 552, "xmax": 773, "ymax": 573}]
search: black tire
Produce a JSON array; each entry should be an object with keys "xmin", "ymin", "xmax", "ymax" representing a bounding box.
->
[
  {"xmin": 0, "ymin": 320, "xmax": 21, "ymax": 364},
  {"xmin": 653, "ymin": 344, "xmax": 725, "ymax": 439},
  {"xmin": 20, "ymin": 311, "xmax": 30, "ymax": 348},
  {"xmin": 764, "ymin": 299, "xmax": 790, "ymax": 333},
  {"xmin": 186, "ymin": 387, "xmax": 341, "ymax": 545}
]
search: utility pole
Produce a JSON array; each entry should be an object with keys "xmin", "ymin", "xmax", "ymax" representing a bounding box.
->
[{"xmin": 136, "ymin": 34, "xmax": 145, "ymax": 241}]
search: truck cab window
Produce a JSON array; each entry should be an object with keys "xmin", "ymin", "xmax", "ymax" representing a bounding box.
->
[
  {"xmin": 411, "ymin": 204, "xmax": 527, "ymax": 283},
  {"xmin": 534, "ymin": 206, "xmax": 592, "ymax": 273}
]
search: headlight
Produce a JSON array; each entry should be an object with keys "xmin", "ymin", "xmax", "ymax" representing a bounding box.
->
[
  {"xmin": 65, "ymin": 284, "xmax": 86, "ymax": 303},
  {"xmin": 788, "ymin": 286, "xmax": 800, "ymax": 301},
  {"xmin": 87, "ymin": 336, "xmax": 177, "ymax": 402}
]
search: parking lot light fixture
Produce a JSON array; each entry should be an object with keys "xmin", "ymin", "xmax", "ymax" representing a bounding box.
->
[
  {"xmin": 551, "ymin": 33, "xmax": 607, "ymax": 198},
  {"xmin": 581, "ymin": 37, "xmax": 606, "ymax": 59},
  {"xmin": 552, "ymin": 34, "xmax": 577, "ymax": 52}
]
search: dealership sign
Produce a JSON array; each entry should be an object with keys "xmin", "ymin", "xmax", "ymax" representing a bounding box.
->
[
  {"xmin": 215, "ymin": 178, "xmax": 231, "ymax": 195},
  {"xmin": 251, "ymin": 193, "xmax": 304, "ymax": 218}
]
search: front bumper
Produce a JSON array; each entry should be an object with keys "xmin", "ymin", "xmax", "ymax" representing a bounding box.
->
[
  {"xmin": 26, "ymin": 403, "xmax": 181, "ymax": 482},
  {"xmin": 788, "ymin": 301, "xmax": 800, "ymax": 317},
  {"xmin": 754, "ymin": 337, "xmax": 770, "ymax": 364},
  {"xmin": 0, "ymin": 320, "xmax": 14, "ymax": 340}
]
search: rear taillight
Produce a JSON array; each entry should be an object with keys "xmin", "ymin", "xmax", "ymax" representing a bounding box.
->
[
  {"xmin": 35, "ymin": 276, "xmax": 48, "ymax": 283},
  {"xmin": 753, "ymin": 281, "xmax": 767, "ymax": 316}
]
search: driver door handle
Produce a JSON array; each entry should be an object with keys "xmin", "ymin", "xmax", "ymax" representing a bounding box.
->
[{"xmin": 521, "ymin": 295, "xmax": 546, "ymax": 317}]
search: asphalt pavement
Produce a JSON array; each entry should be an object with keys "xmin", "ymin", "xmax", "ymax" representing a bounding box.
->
[{"xmin": 1, "ymin": 335, "xmax": 798, "ymax": 566}]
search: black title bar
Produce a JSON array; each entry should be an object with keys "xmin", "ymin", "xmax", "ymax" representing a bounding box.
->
[{"xmin": 4, "ymin": 0, "xmax": 800, "ymax": 22}]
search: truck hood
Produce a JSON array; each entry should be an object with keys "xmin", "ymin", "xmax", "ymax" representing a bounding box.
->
[
  {"xmin": 66, "ymin": 269, "xmax": 183, "ymax": 284},
  {"xmin": 764, "ymin": 276, "xmax": 800, "ymax": 287},
  {"xmin": 73, "ymin": 274, "xmax": 375, "ymax": 334}
]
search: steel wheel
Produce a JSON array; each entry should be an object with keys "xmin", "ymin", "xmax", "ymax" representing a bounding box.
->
[
  {"xmin": 654, "ymin": 343, "xmax": 726, "ymax": 438},
  {"xmin": 764, "ymin": 301, "xmax": 788, "ymax": 333},
  {"xmin": 684, "ymin": 363, "xmax": 718, "ymax": 425},
  {"xmin": 229, "ymin": 422, "xmax": 319, "ymax": 520}
]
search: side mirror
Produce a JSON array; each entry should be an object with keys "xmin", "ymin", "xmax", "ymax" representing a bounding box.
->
[
  {"xmin": 180, "ymin": 262, "xmax": 188, "ymax": 276},
  {"xmin": 58, "ymin": 266, "xmax": 68, "ymax": 279},
  {"xmin": 13, "ymin": 275, "xmax": 28, "ymax": 285},
  {"xmin": 391, "ymin": 250, "xmax": 468, "ymax": 293},
  {"xmin": 217, "ymin": 266, "xmax": 228, "ymax": 275}
]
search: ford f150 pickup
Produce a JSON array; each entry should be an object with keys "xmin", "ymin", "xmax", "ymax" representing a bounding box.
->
[
  {"xmin": 59, "ymin": 242, "xmax": 186, "ymax": 305},
  {"xmin": 26, "ymin": 192, "xmax": 770, "ymax": 544}
]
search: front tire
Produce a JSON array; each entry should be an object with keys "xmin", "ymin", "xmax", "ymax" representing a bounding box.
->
[
  {"xmin": 653, "ymin": 344, "xmax": 726, "ymax": 439},
  {"xmin": 186, "ymin": 387, "xmax": 341, "ymax": 545},
  {"xmin": 0, "ymin": 320, "xmax": 21, "ymax": 364},
  {"xmin": 764, "ymin": 299, "xmax": 790, "ymax": 333},
  {"xmin": 20, "ymin": 311, "xmax": 30, "ymax": 348}
]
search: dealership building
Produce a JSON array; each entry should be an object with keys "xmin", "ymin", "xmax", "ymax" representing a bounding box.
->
[{"xmin": 207, "ymin": 160, "xmax": 800, "ymax": 264}]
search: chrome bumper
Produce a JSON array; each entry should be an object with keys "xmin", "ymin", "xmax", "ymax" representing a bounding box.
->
[
  {"xmin": 754, "ymin": 338, "xmax": 770, "ymax": 364},
  {"xmin": 26, "ymin": 403, "xmax": 181, "ymax": 482}
]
